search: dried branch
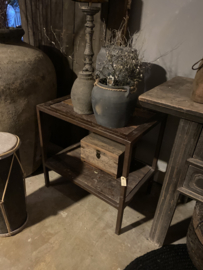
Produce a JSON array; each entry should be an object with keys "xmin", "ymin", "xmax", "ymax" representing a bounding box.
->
[
  {"xmin": 95, "ymin": 19, "xmax": 148, "ymax": 88},
  {"xmin": 44, "ymin": 27, "xmax": 67, "ymax": 57}
]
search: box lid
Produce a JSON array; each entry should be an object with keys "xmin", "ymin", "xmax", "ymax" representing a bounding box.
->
[{"xmin": 81, "ymin": 133, "xmax": 125, "ymax": 156}]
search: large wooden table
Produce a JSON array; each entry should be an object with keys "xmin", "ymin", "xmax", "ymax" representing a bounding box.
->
[
  {"xmin": 139, "ymin": 76, "xmax": 203, "ymax": 246},
  {"xmin": 37, "ymin": 96, "xmax": 165, "ymax": 235}
]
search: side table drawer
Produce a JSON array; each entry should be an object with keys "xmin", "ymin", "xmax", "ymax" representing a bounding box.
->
[
  {"xmin": 183, "ymin": 164, "xmax": 203, "ymax": 196},
  {"xmin": 194, "ymin": 129, "xmax": 203, "ymax": 161}
]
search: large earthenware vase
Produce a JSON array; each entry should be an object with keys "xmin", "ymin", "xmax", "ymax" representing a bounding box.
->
[
  {"xmin": 92, "ymin": 81, "xmax": 138, "ymax": 128},
  {"xmin": 0, "ymin": 29, "xmax": 57, "ymax": 176}
]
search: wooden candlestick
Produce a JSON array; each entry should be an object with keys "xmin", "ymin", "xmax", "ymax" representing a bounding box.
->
[{"xmin": 80, "ymin": 6, "xmax": 100, "ymax": 72}]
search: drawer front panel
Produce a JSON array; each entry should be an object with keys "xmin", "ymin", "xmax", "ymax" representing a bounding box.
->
[
  {"xmin": 194, "ymin": 128, "xmax": 203, "ymax": 161},
  {"xmin": 184, "ymin": 165, "xmax": 203, "ymax": 196},
  {"xmin": 81, "ymin": 145, "xmax": 120, "ymax": 178}
]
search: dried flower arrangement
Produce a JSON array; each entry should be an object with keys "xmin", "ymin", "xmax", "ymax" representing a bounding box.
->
[
  {"xmin": 95, "ymin": 21, "xmax": 147, "ymax": 88},
  {"xmin": 0, "ymin": 0, "xmax": 8, "ymax": 29}
]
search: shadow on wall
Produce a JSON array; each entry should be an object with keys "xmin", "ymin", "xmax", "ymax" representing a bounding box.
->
[
  {"xmin": 101, "ymin": 0, "xmax": 143, "ymax": 31},
  {"xmin": 37, "ymin": 46, "xmax": 87, "ymax": 149},
  {"xmin": 144, "ymin": 63, "xmax": 167, "ymax": 92},
  {"xmin": 40, "ymin": 46, "xmax": 77, "ymax": 98},
  {"xmin": 129, "ymin": 0, "xmax": 143, "ymax": 34}
]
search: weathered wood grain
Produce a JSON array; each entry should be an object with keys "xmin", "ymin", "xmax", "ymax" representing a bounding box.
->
[
  {"xmin": 25, "ymin": 0, "xmax": 34, "ymax": 45},
  {"xmin": 178, "ymin": 187, "xmax": 203, "ymax": 203},
  {"xmin": 194, "ymin": 128, "xmax": 203, "ymax": 160},
  {"xmin": 19, "ymin": 0, "xmax": 29, "ymax": 43},
  {"xmin": 62, "ymin": 0, "xmax": 75, "ymax": 68},
  {"xmin": 139, "ymin": 76, "xmax": 203, "ymax": 124},
  {"xmin": 48, "ymin": 98, "xmax": 161, "ymax": 143},
  {"xmin": 72, "ymin": 2, "xmax": 85, "ymax": 74},
  {"xmin": 81, "ymin": 133, "xmax": 125, "ymax": 156},
  {"xmin": 31, "ymin": 0, "xmax": 38, "ymax": 46},
  {"xmin": 81, "ymin": 133, "xmax": 125, "ymax": 178},
  {"xmin": 19, "ymin": 0, "xmax": 131, "ymax": 79},
  {"xmin": 183, "ymin": 165, "xmax": 203, "ymax": 196},
  {"xmin": 45, "ymin": 145, "xmax": 151, "ymax": 208},
  {"xmin": 37, "ymin": 94, "xmax": 164, "ymax": 234},
  {"xmin": 149, "ymin": 119, "xmax": 202, "ymax": 247}
]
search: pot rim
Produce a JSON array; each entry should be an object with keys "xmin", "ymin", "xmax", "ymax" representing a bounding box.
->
[{"xmin": 95, "ymin": 79, "xmax": 137, "ymax": 93}]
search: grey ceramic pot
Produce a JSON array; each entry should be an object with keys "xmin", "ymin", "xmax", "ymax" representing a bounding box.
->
[{"xmin": 92, "ymin": 81, "xmax": 138, "ymax": 128}]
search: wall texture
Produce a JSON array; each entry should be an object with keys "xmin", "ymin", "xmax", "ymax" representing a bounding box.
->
[{"xmin": 130, "ymin": 0, "xmax": 203, "ymax": 179}]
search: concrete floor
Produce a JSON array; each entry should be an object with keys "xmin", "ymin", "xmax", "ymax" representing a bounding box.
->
[{"xmin": 0, "ymin": 170, "xmax": 195, "ymax": 270}]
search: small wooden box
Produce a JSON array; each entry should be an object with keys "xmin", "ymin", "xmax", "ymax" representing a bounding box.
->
[{"xmin": 81, "ymin": 133, "xmax": 125, "ymax": 178}]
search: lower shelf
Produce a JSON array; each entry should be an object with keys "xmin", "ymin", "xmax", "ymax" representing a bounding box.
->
[
  {"xmin": 45, "ymin": 145, "xmax": 154, "ymax": 209},
  {"xmin": 178, "ymin": 187, "xmax": 203, "ymax": 203}
]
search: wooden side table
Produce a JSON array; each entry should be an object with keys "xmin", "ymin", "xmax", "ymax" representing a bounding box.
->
[
  {"xmin": 37, "ymin": 96, "xmax": 165, "ymax": 235},
  {"xmin": 139, "ymin": 76, "xmax": 203, "ymax": 246}
]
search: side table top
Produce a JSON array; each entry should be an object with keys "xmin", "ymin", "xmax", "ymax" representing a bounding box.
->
[
  {"xmin": 37, "ymin": 96, "xmax": 163, "ymax": 144},
  {"xmin": 139, "ymin": 76, "xmax": 203, "ymax": 123}
]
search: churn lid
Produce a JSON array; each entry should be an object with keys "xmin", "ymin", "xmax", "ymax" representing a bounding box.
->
[{"xmin": 0, "ymin": 132, "xmax": 20, "ymax": 160}]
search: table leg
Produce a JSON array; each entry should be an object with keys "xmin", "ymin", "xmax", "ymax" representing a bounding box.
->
[
  {"xmin": 115, "ymin": 143, "xmax": 132, "ymax": 235},
  {"xmin": 147, "ymin": 117, "xmax": 167, "ymax": 194},
  {"xmin": 37, "ymin": 109, "xmax": 50, "ymax": 187},
  {"xmin": 149, "ymin": 119, "xmax": 202, "ymax": 246}
]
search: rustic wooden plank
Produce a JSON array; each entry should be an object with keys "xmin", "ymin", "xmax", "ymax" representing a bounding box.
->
[
  {"xmin": 38, "ymin": 0, "xmax": 43, "ymax": 45},
  {"xmin": 42, "ymin": 0, "xmax": 51, "ymax": 46},
  {"xmin": 19, "ymin": 0, "xmax": 29, "ymax": 43},
  {"xmin": 92, "ymin": 3, "xmax": 102, "ymax": 71},
  {"xmin": 25, "ymin": 0, "xmax": 34, "ymax": 46},
  {"xmin": 73, "ymin": 2, "xmax": 86, "ymax": 75},
  {"xmin": 36, "ymin": 96, "xmax": 162, "ymax": 144},
  {"xmin": 100, "ymin": 2, "xmax": 109, "ymax": 45},
  {"xmin": 45, "ymin": 145, "xmax": 151, "ymax": 208},
  {"xmin": 50, "ymin": 99, "xmax": 159, "ymax": 137},
  {"xmin": 194, "ymin": 128, "xmax": 203, "ymax": 160},
  {"xmin": 178, "ymin": 187, "xmax": 203, "ymax": 203},
  {"xmin": 31, "ymin": 0, "xmax": 38, "ymax": 46},
  {"xmin": 139, "ymin": 76, "xmax": 203, "ymax": 124},
  {"xmin": 51, "ymin": 0, "xmax": 63, "ymax": 50},
  {"xmin": 62, "ymin": 0, "xmax": 75, "ymax": 69},
  {"xmin": 183, "ymin": 165, "xmax": 203, "ymax": 196},
  {"xmin": 187, "ymin": 158, "xmax": 203, "ymax": 169},
  {"xmin": 81, "ymin": 133, "xmax": 125, "ymax": 178},
  {"xmin": 81, "ymin": 133, "xmax": 125, "ymax": 156},
  {"xmin": 149, "ymin": 119, "xmax": 202, "ymax": 247}
]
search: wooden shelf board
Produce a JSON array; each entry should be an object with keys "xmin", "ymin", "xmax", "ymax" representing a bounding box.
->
[
  {"xmin": 37, "ymin": 96, "xmax": 162, "ymax": 144},
  {"xmin": 178, "ymin": 187, "xmax": 203, "ymax": 203},
  {"xmin": 45, "ymin": 145, "xmax": 152, "ymax": 209}
]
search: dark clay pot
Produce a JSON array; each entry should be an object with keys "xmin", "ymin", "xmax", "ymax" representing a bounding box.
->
[
  {"xmin": 0, "ymin": 29, "xmax": 57, "ymax": 176},
  {"xmin": 92, "ymin": 82, "xmax": 138, "ymax": 128}
]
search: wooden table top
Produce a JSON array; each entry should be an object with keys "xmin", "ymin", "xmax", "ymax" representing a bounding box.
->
[
  {"xmin": 37, "ymin": 96, "xmax": 163, "ymax": 145},
  {"xmin": 139, "ymin": 76, "xmax": 203, "ymax": 123}
]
